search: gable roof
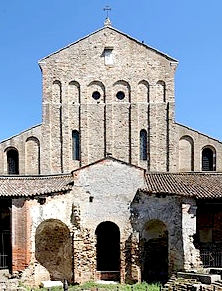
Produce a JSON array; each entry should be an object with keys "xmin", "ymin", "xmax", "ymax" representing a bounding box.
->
[
  {"xmin": 0, "ymin": 174, "xmax": 73, "ymax": 197},
  {"xmin": 143, "ymin": 172, "xmax": 222, "ymax": 199},
  {"xmin": 71, "ymin": 156, "xmax": 146, "ymax": 174},
  {"xmin": 39, "ymin": 26, "xmax": 178, "ymax": 63}
]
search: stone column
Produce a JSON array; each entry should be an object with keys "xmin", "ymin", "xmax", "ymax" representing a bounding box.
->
[
  {"xmin": 182, "ymin": 199, "xmax": 201, "ymax": 271},
  {"xmin": 123, "ymin": 231, "xmax": 141, "ymax": 284}
]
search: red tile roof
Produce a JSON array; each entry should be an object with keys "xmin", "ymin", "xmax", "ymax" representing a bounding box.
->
[
  {"xmin": 1, "ymin": 171, "xmax": 222, "ymax": 200},
  {"xmin": 0, "ymin": 174, "xmax": 73, "ymax": 197},
  {"xmin": 144, "ymin": 172, "xmax": 222, "ymax": 199}
]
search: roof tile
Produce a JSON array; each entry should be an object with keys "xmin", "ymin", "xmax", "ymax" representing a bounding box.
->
[
  {"xmin": 0, "ymin": 175, "xmax": 73, "ymax": 197},
  {"xmin": 143, "ymin": 172, "xmax": 222, "ymax": 199}
]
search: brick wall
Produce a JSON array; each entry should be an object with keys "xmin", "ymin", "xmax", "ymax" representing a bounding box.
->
[
  {"xmin": 39, "ymin": 26, "xmax": 177, "ymax": 174},
  {"xmin": 11, "ymin": 198, "xmax": 31, "ymax": 273}
]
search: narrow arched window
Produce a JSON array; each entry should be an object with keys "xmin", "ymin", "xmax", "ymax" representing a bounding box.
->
[
  {"xmin": 202, "ymin": 148, "xmax": 215, "ymax": 171},
  {"xmin": 7, "ymin": 149, "xmax": 19, "ymax": 174},
  {"xmin": 140, "ymin": 129, "xmax": 147, "ymax": 160},
  {"xmin": 72, "ymin": 130, "xmax": 80, "ymax": 160}
]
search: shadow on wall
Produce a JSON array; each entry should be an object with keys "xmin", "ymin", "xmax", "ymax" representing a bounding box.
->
[
  {"xmin": 35, "ymin": 219, "xmax": 73, "ymax": 283},
  {"xmin": 129, "ymin": 193, "xmax": 169, "ymax": 284}
]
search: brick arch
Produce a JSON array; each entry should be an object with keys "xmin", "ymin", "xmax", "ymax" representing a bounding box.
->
[
  {"xmin": 95, "ymin": 221, "xmax": 120, "ymax": 281},
  {"xmin": 156, "ymin": 80, "xmax": 166, "ymax": 102},
  {"xmin": 141, "ymin": 219, "xmax": 168, "ymax": 283},
  {"xmin": 179, "ymin": 135, "xmax": 194, "ymax": 171},
  {"xmin": 113, "ymin": 80, "xmax": 131, "ymax": 102},
  {"xmin": 87, "ymin": 80, "xmax": 105, "ymax": 103},
  {"xmin": 138, "ymin": 80, "xmax": 149, "ymax": 102},
  {"xmin": 201, "ymin": 145, "xmax": 216, "ymax": 171},
  {"xmin": 25, "ymin": 136, "xmax": 40, "ymax": 174},
  {"xmin": 112, "ymin": 80, "xmax": 131, "ymax": 161},
  {"xmin": 35, "ymin": 219, "xmax": 72, "ymax": 282},
  {"xmin": 86, "ymin": 80, "xmax": 106, "ymax": 162},
  {"xmin": 68, "ymin": 80, "xmax": 80, "ymax": 104},
  {"xmin": 52, "ymin": 80, "xmax": 62, "ymax": 103},
  {"xmin": 5, "ymin": 147, "xmax": 19, "ymax": 175}
]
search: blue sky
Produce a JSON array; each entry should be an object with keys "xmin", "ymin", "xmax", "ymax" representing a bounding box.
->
[{"xmin": 0, "ymin": 0, "xmax": 222, "ymax": 141}]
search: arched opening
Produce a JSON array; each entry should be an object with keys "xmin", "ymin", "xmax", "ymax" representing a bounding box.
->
[
  {"xmin": 7, "ymin": 148, "xmax": 19, "ymax": 174},
  {"xmin": 35, "ymin": 219, "xmax": 72, "ymax": 282},
  {"xmin": 197, "ymin": 202, "xmax": 222, "ymax": 267},
  {"xmin": 25, "ymin": 137, "xmax": 40, "ymax": 174},
  {"xmin": 72, "ymin": 130, "xmax": 80, "ymax": 161},
  {"xmin": 202, "ymin": 147, "xmax": 216, "ymax": 171},
  {"xmin": 138, "ymin": 80, "xmax": 149, "ymax": 103},
  {"xmin": 113, "ymin": 80, "xmax": 131, "ymax": 102},
  {"xmin": 156, "ymin": 80, "xmax": 166, "ymax": 102},
  {"xmin": 88, "ymin": 80, "xmax": 105, "ymax": 103},
  {"xmin": 95, "ymin": 221, "xmax": 120, "ymax": 281},
  {"xmin": 141, "ymin": 220, "xmax": 168, "ymax": 283},
  {"xmin": 52, "ymin": 80, "xmax": 62, "ymax": 103},
  {"xmin": 140, "ymin": 129, "xmax": 148, "ymax": 161},
  {"xmin": 68, "ymin": 81, "xmax": 80, "ymax": 103},
  {"xmin": 179, "ymin": 135, "xmax": 194, "ymax": 171}
]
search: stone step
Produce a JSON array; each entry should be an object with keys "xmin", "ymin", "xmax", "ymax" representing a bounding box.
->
[
  {"xmin": 0, "ymin": 284, "xmax": 25, "ymax": 291},
  {"xmin": 0, "ymin": 269, "xmax": 28, "ymax": 290},
  {"xmin": 213, "ymin": 280, "xmax": 222, "ymax": 287},
  {"xmin": 177, "ymin": 272, "xmax": 221, "ymax": 284}
]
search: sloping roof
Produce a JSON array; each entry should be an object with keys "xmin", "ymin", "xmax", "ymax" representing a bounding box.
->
[
  {"xmin": 0, "ymin": 124, "xmax": 42, "ymax": 144},
  {"xmin": 176, "ymin": 122, "xmax": 222, "ymax": 144},
  {"xmin": 0, "ymin": 174, "xmax": 73, "ymax": 197},
  {"xmin": 143, "ymin": 172, "xmax": 222, "ymax": 199},
  {"xmin": 72, "ymin": 156, "xmax": 146, "ymax": 174},
  {"xmin": 39, "ymin": 26, "xmax": 178, "ymax": 63}
]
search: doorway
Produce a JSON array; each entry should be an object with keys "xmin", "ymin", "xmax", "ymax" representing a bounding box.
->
[
  {"xmin": 0, "ymin": 199, "xmax": 11, "ymax": 270},
  {"xmin": 141, "ymin": 219, "xmax": 168, "ymax": 283},
  {"xmin": 95, "ymin": 221, "xmax": 120, "ymax": 281}
]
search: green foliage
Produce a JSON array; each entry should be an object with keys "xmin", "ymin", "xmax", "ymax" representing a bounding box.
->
[{"xmin": 23, "ymin": 281, "xmax": 160, "ymax": 291}]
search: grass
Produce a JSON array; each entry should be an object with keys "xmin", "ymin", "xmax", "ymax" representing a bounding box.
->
[{"xmin": 23, "ymin": 281, "xmax": 161, "ymax": 291}]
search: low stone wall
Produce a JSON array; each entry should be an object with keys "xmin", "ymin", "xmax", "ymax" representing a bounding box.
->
[
  {"xmin": 163, "ymin": 275, "xmax": 222, "ymax": 291},
  {"xmin": 177, "ymin": 272, "xmax": 220, "ymax": 285},
  {"xmin": 95, "ymin": 271, "xmax": 120, "ymax": 281}
]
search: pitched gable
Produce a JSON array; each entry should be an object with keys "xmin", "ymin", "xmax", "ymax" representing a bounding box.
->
[{"xmin": 39, "ymin": 26, "xmax": 177, "ymax": 64}]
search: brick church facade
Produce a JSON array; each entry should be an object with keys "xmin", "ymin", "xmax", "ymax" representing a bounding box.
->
[{"xmin": 0, "ymin": 19, "xmax": 222, "ymax": 286}]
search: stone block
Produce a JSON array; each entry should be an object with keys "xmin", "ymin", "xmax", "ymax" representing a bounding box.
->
[
  {"xmin": 177, "ymin": 272, "xmax": 220, "ymax": 284},
  {"xmin": 40, "ymin": 280, "xmax": 63, "ymax": 288}
]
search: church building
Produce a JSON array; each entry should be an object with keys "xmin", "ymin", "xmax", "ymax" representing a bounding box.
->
[{"xmin": 0, "ymin": 18, "xmax": 222, "ymax": 286}]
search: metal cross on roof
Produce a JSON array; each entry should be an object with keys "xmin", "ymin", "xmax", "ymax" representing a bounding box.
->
[{"xmin": 103, "ymin": 5, "xmax": 111, "ymax": 18}]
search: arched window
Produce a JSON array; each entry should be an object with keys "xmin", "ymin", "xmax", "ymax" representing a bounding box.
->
[
  {"xmin": 202, "ymin": 147, "xmax": 215, "ymax": 171},
  {"xmin": 140, "ymin": 129, "xmax": 147, "ymax": 160},
  {"xmin": 72, "ymin": 130, "xmax": 80, "ymax": 160},
  {"xmin": 7, "ymin": 149, "xmax": 19, "ymax": 174}
]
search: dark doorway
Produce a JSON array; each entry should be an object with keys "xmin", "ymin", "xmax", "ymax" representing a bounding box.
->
[
  {"xmin": 0, "ymin": 199, "xmax": 11, "ymax": 270},
  {"xmin": 95, "ymin": 221, "xmax": 120, "ymax": 272},
  {"xmin": 197, "ymin": 202, "xmax": 222, "ymax": 267},
  {"xmin": 141, "ymin": 220, "xmax": 168, "ymax": 283}
]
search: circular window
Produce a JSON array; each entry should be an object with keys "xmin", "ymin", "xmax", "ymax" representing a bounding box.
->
[
  {"xmin": 92, "ymin": 91, "xmax": 101, "ymax": 100},
  {"xmin": 116, "ymin": 91, "xmax": 125, "ymax": 100}
]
